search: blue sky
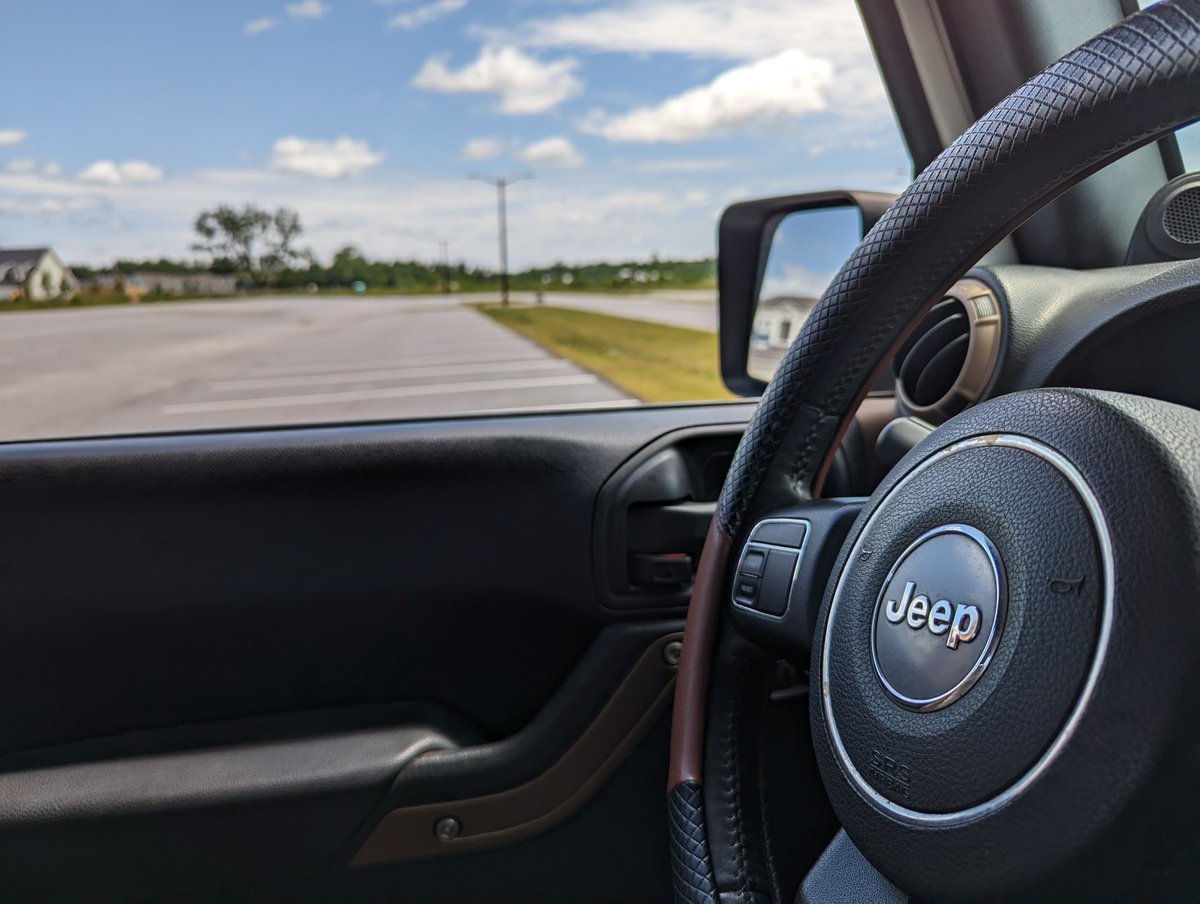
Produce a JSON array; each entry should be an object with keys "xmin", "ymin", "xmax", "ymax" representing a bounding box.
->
[{"xmin": 0, "ymin": 0, "xmax": 911, "ymax": 268}]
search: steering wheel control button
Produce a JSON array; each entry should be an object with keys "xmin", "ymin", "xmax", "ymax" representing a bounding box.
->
[
  {"xmin": 733, "ymin": 518, "xmax": 810, "ymax": 618},
  {"xmin": 734, "ymin": 576, "xmax": 761, "ymax": 607},
  {"xmin": 749, "ymin": 519, "xmax": 808, "ymax": 548},
  {"xmin": 871, "ymin": 525, "xmax": 1005, "ymax": 711},
  {"xmin": 758, "ymin": 549, "xmax": 799, "ymax": 616},
  {"xmin": 740, "ymin": 548, "xmax": 767, "ymax": 576}
]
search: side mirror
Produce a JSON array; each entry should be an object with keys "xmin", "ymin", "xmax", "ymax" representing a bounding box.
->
[{"xmin": 718, "ymin": 191, "xmax": 897, "ymax": 396}]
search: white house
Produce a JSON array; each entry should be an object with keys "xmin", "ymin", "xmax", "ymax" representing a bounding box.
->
[
  {"xmin": 751, "ymin": 295, "xmax": 818, "ymax": 351},
  {"xmin": 0, "ymin": 248, "xmax": 80, "ymax": 301}
]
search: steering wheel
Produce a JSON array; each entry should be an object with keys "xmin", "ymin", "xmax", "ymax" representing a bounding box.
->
[{"xmin": 669, "ymin": 2, "xmax": 1200, "ymax": 901}]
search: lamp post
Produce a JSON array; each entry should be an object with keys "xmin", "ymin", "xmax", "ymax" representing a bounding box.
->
[{"xmin": 470, "ymin": 172, "xmax": 531, "ymax": 307}]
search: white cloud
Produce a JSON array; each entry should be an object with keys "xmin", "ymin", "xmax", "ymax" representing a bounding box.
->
[
  {"xmin": 761, "ymin": 263, "xmax": 836, "ymax": 299},
  {"xmin": 413, "ymin": 45, "xmax": 582, "ymax": 115},
  {"xmin": 459, "ymin": 137, "xmax": 506, "ymax": 162},
  {"xmin": 269, "ymin": 136, "xmax": 385, "ymax": 178},
  {"xmin": 2, "ymin": 158, "xmax": 65, "ymax": 178},
  {"xmin": 286, "ymin": 0, "xmax": 329, "ymax": 18},
  {"xmin": 0, "ymin": 197, "xmax": 101, "ymax": 217},
  {"xmin": 389, "ymin": 0, "xmax": 467, "ymax": 29},
  {"xmin": 631, "ymin": 158, "xmax": 736, "ymax": 174},
  {"xmin": 580, "ymin": 50, "xmax": 833, "ymax": 143},
  {"xmin": 0, "ymin": 129, "xmax": 27, "ymax": 147},
  {"xmin": 78, "ymin": 160, "xmax": 165, "ymax": 185},
  {"xmin": 496, "ymin": 0, "xmax": 889, "ymax": 130},
  {"xmin": 245, "ymin": 17, "xmax": 280, "ymax": 35},
  {"xmin": 518, "ymin": 136, "xmax": 584, "ymax": 168},
  {"xmin": 509, "ymin": 0, "xmax": 866, "ymax": 63}
]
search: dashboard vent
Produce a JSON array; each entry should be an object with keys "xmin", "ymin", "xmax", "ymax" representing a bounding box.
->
[
  {"xmin": 895, "ymin": 298, "xmax": 970, "ymax": 409},
  {"xmin": 893, "ymin": 282, "xmax": 1003, "ymax": 422}
]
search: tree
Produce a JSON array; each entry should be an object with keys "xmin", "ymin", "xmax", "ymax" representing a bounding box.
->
[
  {"xmin": 192, "ymin": 204, "xmax": 307, "ymax": 286},
  {"xmin": 259, "ymin": 207, "xmax": 305, "ymax": 283}
]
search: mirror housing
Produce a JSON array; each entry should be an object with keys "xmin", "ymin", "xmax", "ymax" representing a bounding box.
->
[{"xmin": 718, "ymin": 190, "xmax": 897, "ymax": 396}]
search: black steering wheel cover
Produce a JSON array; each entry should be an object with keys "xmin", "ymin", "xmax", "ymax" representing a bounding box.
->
[{"xmin": 670, "ymin": 3, "xmax": 1200, "ymax": 901}]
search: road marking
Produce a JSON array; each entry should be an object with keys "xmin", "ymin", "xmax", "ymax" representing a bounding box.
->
[
  {"xmin": 264, "ymin": 336, "xmax": 531, "ymax": 354},
  {"xmin": 255, "ymin": 342, "xmax": 544, "ymax": 367},
  {"xmin": 163, "ymin": 374, "xmax": 600, "ymax": 415},
  {"xmin": 210, "ymin": 358, "xmax": 572, "ymax": 392},
  {"xmin": 241, "ymin": 350, "xmax": 550, "ymax": 377}
]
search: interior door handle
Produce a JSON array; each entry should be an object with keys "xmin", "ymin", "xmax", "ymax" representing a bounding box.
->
[
  {"xmin": 625, "ymin": 500, "xmax": 715, "ymax": 587},
  {"xmin": 626, "ymin": 500, "xmax": 715, "ymax": 551}
]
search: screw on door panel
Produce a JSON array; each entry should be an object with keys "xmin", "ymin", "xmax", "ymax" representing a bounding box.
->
[
  {"xmin": 434, "ymin": 816, "xmax": 461, "ymax": 841},
  {"xmin": 663, "ymin": 640, "xmax": 682, "ymax": 667}
]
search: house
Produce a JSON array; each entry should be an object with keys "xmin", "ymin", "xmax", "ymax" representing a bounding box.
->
[
  {"xmin": 0, "ymin": 248, "xmax": 79, "ymax": 301},
  {"xmin": 127, "ymin": 272, "xmax": 238, "ymax": 297},
  {"xmin": 751, "ymin": 294, "xmax": 818, "ymax": 351}
]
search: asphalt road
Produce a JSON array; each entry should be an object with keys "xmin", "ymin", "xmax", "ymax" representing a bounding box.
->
[{"xmin": 0, "ymin": 295, "xmax": 651, "ymax": 441}]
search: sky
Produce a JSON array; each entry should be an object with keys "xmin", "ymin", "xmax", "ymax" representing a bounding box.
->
[
  {"xmin": 761, "ymin": 206, "xmax": 861, "ymax": 300},
  {"xmin": 0, "ymin": 0, "xmax": 912, "ymax": 269}
]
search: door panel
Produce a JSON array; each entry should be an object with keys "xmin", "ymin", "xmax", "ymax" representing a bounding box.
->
[{"xmin": 0, "ymin": 403, "xmax": 753, "ymax": 900}]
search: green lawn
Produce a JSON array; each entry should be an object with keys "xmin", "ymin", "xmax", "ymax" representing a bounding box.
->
[{"xmin": 476, "ymin": 304, "xmax": 733, "ymax": 403}]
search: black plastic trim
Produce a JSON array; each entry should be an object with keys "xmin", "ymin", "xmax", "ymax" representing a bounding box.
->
[{"xmin": 593, "ymin": 424, "xmax": 745, "ymax": 611}]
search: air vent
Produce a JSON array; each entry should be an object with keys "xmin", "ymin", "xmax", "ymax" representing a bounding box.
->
[{"xmin": 893, "ymin": 281, "xmax": 1003, "ymax": 422}]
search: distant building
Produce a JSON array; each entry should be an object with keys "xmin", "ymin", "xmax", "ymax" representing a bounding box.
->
[
  {"xmin": 0, "ymin": 248, "xmax": 79, "ymax": 301},
  {"xmin": 127, "ymin": 272, "xmax": 238, "ymax": 297},
  {"xmin": 752, "ymin": 295, "xmax": 817, "ymax": 351}
]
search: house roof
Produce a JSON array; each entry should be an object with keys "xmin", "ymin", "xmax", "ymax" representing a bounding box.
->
[
  {"xmin": 0, "ymin": 248, "xmax": 49, "ymax": 268},
  {"xmin": 0, "ymin": 248, "xmax": 51, "ymax": 284}
]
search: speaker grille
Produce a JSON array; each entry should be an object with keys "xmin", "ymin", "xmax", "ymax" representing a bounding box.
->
[{"xmin": 1162, "ymin": 186, "xmax": 1200, "ymax": 244}]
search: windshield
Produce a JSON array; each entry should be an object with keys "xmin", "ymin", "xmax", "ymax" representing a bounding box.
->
[{"xmin": 0, "ymin": 1, "xmax": 909, "ymax": 441}]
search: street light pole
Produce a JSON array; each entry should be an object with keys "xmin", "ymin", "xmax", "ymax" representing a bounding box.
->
[
  {"xmin": 470, "ymin": 172, "xmax": 531, "ymax": 307},
  {"xmin": 496, "ymin": 180, "xmax": 509, "ymax": 306}
]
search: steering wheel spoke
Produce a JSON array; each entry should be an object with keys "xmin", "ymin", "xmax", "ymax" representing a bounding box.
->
[
  {"xmin": 727, "ymin": 499, "xmax": 862, "ymax": 658},
  {"xmin": 798, "ymin": 830, "xmax": 907, "ymax": 904}
]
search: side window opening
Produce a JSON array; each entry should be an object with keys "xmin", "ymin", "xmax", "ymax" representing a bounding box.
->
[{"xmin": 0, "ymin": 2, "xmax": 908, "ymax": 441}]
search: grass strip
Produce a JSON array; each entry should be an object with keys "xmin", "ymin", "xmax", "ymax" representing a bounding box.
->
[{"xmin": 476, "ymin": 304, "xmax": 733, "ymax": 403}]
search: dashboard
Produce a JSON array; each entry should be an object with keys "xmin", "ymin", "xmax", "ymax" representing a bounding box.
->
[{"xmin": 837, "ymin": 257, "xmax": 1200, "ymax": 495}]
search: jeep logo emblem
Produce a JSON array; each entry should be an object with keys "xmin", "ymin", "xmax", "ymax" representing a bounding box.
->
[
  {"xmin": 871, "ymin": 525, "xmax": 1005, "ymax": 712},
  {"xmin": 883, "ymin": 581, "xmax": 980, "ymax": 649}
]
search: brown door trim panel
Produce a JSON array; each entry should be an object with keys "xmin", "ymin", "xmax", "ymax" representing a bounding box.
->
[{"xmin": 352, "ymin": 631, "xmax": 682, "ymax": 865}]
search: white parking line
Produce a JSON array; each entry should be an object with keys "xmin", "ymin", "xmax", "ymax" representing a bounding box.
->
[
  {"xmin": 163, "ymin": 374, "xmax": 600, "ymax": 415},
  {"xmin": 255, "ymin": 337, "xmax": 541, "ymax": 364},
  {"xmin": 211, "ymin": 358, "xmax": 572, "ymax": 392},
  {"xmin": 242, "ymin": 350, "xmax": 549, "ymax": 377}
]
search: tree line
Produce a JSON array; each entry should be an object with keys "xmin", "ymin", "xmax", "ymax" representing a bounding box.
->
[{"xmin": 71, "ymin": 204, "xmax": 716, "ymax": 294}]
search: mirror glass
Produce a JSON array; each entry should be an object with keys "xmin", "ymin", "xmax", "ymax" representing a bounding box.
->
[{"xmin": 748, "ymin": 205, "xmax": 862, "ymax": 383}]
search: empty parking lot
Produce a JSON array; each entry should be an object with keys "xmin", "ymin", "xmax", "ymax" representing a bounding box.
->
[{"xmin": 0, "ymin": 295, "xmax": 654, "ymax": 441}]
